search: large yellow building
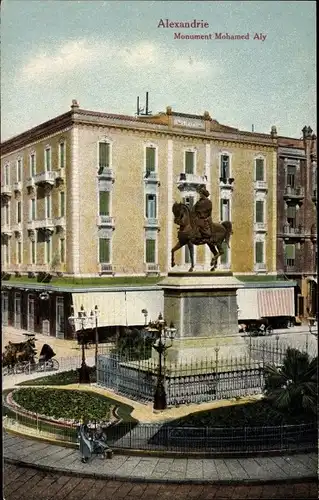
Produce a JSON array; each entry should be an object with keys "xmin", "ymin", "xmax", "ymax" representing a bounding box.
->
[{"xmin": 1, "ymin": 101, "xmax": 278, "ymax": 277}]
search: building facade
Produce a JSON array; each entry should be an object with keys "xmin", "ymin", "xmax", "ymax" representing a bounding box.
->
[
  {"xmin": 1, "ymin": 101, "xmax": 279, "ymax": 278},
  {"xmin": 277, "ymin": 128, "xmax": 317, "ymax": 318}
]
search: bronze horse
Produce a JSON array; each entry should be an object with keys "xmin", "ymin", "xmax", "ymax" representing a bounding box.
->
[{"xmin": 171, "ymin": 202, "xmax": 233, "ymax": 272}]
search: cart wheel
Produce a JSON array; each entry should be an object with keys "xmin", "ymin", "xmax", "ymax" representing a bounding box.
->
[
  {"xmin": 81, "ymin": 457, "xmax": 88, "ymax": 463},
  {"xmin": 51, "ymin": 358, "xmax": 59, "ymax": 370},
  {"xmin": 266, "ymin": 326, "xmax": 273, "ymax": 335},
  {"xmin": 16, "ymin": 363, "xmax": 27, "ymax": 374},
  {"xmin": 24, "ymin": 363, "xmax": 36, "ymax": 375}
]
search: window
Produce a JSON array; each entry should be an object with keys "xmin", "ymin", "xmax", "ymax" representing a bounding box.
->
[
  {"xmin": 255, "ymin": 200, "xmax": 264, "ymax": 223},
  {"xmin": 31, "ymin": 199, "xmax": 36, "ymax": 220},
  {"xmin": 59, "ymin": 142, "xmax": 65, "ymax": 168},
  {"xmin": 31, "ymin": 240, "xmax": 36, "ymax": 264},
  {"xmin": 220, "ymin": 199, "xmax": 230, "ymax": 221},
  {"xmin": 255, "ymin": 158, "xmax": 264, "ymax": 181},
  {"xmin": 145, "ymin": 194, "xmax": 157, "ymax": 219},
  {"xmin": 17, "ymin": 241, "xmax": 22, "ymax": 264},
  {"xmin": 17, "ymin": 201, "xmax": 22, "ymax": 223},
  {"xmin": 255, "ymin": 241, "xmax": 264, "ymax": 263},
  {"xmin": 287, "ymin": 165, "xmax": 296, "ymax": 187},
  {"xmin": 45, "ymin": 238, "xmax": 51, "ymax": 264},
  {"xmin": 146, "ymin": 147, "xmax": 156, "ymax": 172},
  {"xmin": 60, "ymin": 238, "xmax": 65, "ymax": 263},
  {"xmin": 99, "ymin": 238, "xmax": 110, "ymax": 263},
  {"xmin": 220, "ymin": 241, "xmax": 229, "ymax": 265},
  {"xmin": 99, "ymin": 191, "xmax": 110, "ymax": 216},
  {"xmin": 285, "ymin": 244, "xmax": 295, "ymax": 266},
  {"xmin": 145, "ymin": 239, "xmax": 156, "ymax": 263},
  {"xmin": 185, "ymin": 151, "xmax": 195, "ymax": 174},
  {"xmin": 45, "ymin": 148, "xmax": 51, "ymax": 171},
  {"xmin": 56, "ymin": 296, "xmax": 65, "ymax": 338},
  {"xmin": 4, "ymin": 164, "xmax": 10, "ymax": 185},
  {"xmin": 45, "ymin": 195, "xmax": 51, "ymax": 218},
  {"xmin": 30, "ymin": 154, "xmax": 36, "ymax": 177},
  {"xmin": 4, "ymin": 204, "xmax": 9, "ymax": 225},
  {"xmin": 185, "ymin": 245, "xmax": 191, "ymax": 264},
  {"xmin": 17, "ymin": 159, "xmax": 22, "ymax": 182},
  {"xmin": 60, "ymin": 192, "xmax": 65, "ymax": 217},
  {"xmin": 98, "ymin": 142, "xmax": 110, "ymax": 171},
  {"xmin": 220, "ymin": 155, "xmax": 229, "ymax": 179},
  {"xmin": 287, "ymin": 205, "xmax": 296, "ymax": 227},
  {"xmin": 6, "ymin": 242, "xmax": 10, "ymax": 264}
]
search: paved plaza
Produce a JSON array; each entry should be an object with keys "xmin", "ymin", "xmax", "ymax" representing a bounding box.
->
[{"xmin": 3, "ymin": 462, "xmax": 318, "ymax": 500}]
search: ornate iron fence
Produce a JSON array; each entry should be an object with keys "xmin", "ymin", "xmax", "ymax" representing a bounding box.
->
[{"xmin": 97, "ymin": 353, "xmax": 265, "ymax": 405}]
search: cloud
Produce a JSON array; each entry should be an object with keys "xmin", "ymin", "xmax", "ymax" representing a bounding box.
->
[{"xmin": 20, "ymin": 37, "xmax": 214, "ymax": 83}]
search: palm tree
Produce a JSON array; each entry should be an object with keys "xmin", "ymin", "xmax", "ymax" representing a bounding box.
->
[{"xmin": 264, "ymin": 347, "xmax": 317, "ymax": 415}]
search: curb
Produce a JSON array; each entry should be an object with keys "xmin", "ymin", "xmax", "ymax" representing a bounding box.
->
[{"xmin": 4, "ymin": 457, "xmax": 317, "ymax": 485}]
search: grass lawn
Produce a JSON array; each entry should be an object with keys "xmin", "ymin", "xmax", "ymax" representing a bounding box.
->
[
  {"xmin": 164, "ymin": 400, "xmax": 316, "ymax": 427},
  {"xmin": 17, "ymin": 368, "xmax": 97, "ymax": 386}
]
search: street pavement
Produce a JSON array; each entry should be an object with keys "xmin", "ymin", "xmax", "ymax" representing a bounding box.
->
[
  {"xmin": 3, "ymin": 462, "xmax": 318, "ymax": 499},
  {"xmin": 3, "ymin": 431, "xmax": 317, "ymax": 484}
]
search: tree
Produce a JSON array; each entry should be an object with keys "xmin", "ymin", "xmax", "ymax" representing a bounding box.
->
[
  {"xmin": 114, "ymin": 328, "xmax": 156, "ymax": 360},
  {"xmin": 264, "ymin": 347, "xmax": 317, "ymax": 415}
]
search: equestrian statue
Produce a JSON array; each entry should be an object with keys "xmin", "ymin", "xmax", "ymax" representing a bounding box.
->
[{"xmin": 171, "ymin": 187, "xmax": 233, "ymax": 272}]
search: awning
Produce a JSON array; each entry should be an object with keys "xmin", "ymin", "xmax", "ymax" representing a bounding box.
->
[
  {"xmin": 257, "ymin": 288, "xmax": 295, "ymax": 317},
  {"xmin": 237, "ymin": 288, "xmax": 260, "ymax": 320},
  {"xmin": 72, "ymin": 290, "xmax": 164, "ymax": 328}
]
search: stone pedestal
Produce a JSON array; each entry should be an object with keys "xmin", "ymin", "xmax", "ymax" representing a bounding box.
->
[{"xmin": 158, "ymin": 271, "xmax": 247, "ymax": 364}]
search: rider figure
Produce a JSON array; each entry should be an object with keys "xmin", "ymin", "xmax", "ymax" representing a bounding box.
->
[{"xmin": 193, "ymin": 187, "xmax": 214, "ymax": 240}]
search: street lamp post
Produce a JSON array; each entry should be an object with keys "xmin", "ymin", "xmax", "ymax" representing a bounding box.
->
[
  {"xmin": 91, "ymin": 305, "xmax": 99, "ymax": 368},
  {"xmin": 68, "ymin": 305, "xmax": 95, "ymax": 384},
  {"xmin": 147, "ymin": 313, "xmax": 176, "ymax": 411}
]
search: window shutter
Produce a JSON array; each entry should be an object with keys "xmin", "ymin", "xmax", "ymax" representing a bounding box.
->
[
  {"xmin": 287, "ymin": 165, "xmax": 296, "ymax": 176},
  {"xmin": 220, "ymin": 199, "xmax": 223, "ymax": 220},
  {"xmin": 146, "ymin": 239, "xmax": 155, "ymax": 263},
  {"xmin": 287, "ymin": 205, "xmax": 296, "ymax": 219},
  {"xmin": 185, "ymin": 245, "xmax": 191, "ymax": 264},
  {"xmin": 146, "ymin": 147, "xmax": 156, "ymax": 172},
  {"xmin": 255, "ymin": 241, "xmax": 264, "ymax": 263},
  {"xmin": 185, "ymin": 152, "xmax": 194, "ymax": 174},
  {"xmin": 285, "ymin": 244, "xmax": 295, "ymax": 260},
  {"xmin": 220, "ymin": 241, "xmax": 228, "ymax": 264},
  {"xmin": 60, "ymin": 143, "xmax": 65, "ymax": 168},
  {"xmin": 99, "ymin": 191, "xmax": 110, "ymax": 216},
  {"xmin": 60, "ymin": 239, "xmax": 65, "ymax": 263},
  {"xmin": 255, "ymin": 159, "xmax": 264, "ymax": 181},
  {"xmin": 145, "ymin": 194, "xmax": 149, "ymax": 218},
  {"xmin": 60, "ymin": 192, "xmax": 65, "ymax": 217},
  {"xmin": 45, "ymin": 149, "xmax": 51, "ymax": 171},
  {"xmin": 255, "ymin": 201, "xmax": 264, "ymax": 223},
  {"xmin": 99, "ymin": 143, "xmax": 110, "ymax": 169},
  {"xmin": 99, "ymin": 238, "xmax": 110, "ymax": 263},
  {"xmin": 17, "ymin": 202, "xmax": 21, "ymax": 223}
]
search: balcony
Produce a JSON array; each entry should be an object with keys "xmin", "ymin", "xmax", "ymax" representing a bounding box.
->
[
  {"xmin": 53, "ymin": 216, "xmax": 66, "ymax": 228},
  {"xmin": 254, "ymin": 263, "xmax": 267, "ymax": 272},
  {"xmin": 284, "ymin": 264, "xmax": 297, "ymax": 274},
  {"xmin": 144, "ymin": 171, "xmax": 160, "ymax": 186},
  {"xmin": 144, "ymin": 218, "xmax": 160, "ymax": 229},
  {"xmin": 55, "ymin": 169, "xmax": 65, "ymax": 182},
  {"xmin": 254, "ymin": 180, "xmax": 268, "ymax": 191},
  {"xmin": 99, "ymin": 263, "xmax": 114, "ymax": 275},
  {"xmin": 1, "ymin": 184, "xmax": 12, "ymax": 199},
  {"xmin": 254, "ymin": 222, "xmax": 268, "ymax": 233},
  {"xmin": 13, "ymin": 181, "xmax": 22, "ymax": 193},
  {"xmin": 177, "ymin": 173, "xmax": 207, "ymax": 190},
  {"xmin": 145, "ymin": 263, "xmax": 160, "ymax": 275},
  {"xmin": 34, "ymin": 171, "xmax": 56, "ymax": 186},
  {"xmin": 26, "ymin": 177, "xmax": 35, "ymax": 189},
  {"xmin": 219, "ymin": 177, "xmax": 235, "ymax": 190},
  {"xmin": 283, "ymin": 186, "xmax": 304, "ymax": 201},
  {"xmin": 1, "ymin": 224, "xmax": 12, "ymax": 237},
  {"xmin": 97, "ymin": 215, "xmax": 115, "ymax": 228},
  {"xmin": 27, "ymin": 219, "xmax": 55, "ymax": 231},
  {"xmin": 310, "ymin": 225, "xmax": 317, "ymax": 241},
  {"xmin": 12, "ymin": 222, "xmax": 22, "ymax": 234},
  {"xmin": 282, "ymin": 225, "xmax": 305, "ymax": 240},
  {"xmin": 98, "ymin": 168, "xmax": 115, "ymax": 182},
  {"xmin": 312, "ymin": 189, "xmax": 317, "ymax": 204}
]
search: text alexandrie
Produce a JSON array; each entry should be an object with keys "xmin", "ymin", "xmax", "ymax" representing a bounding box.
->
[{"xmin": 158, "ymin": 19, "xmax": 209, "ymax": 28}]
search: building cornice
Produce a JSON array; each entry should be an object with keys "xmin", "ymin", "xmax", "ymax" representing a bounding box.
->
[{"xmin": 1, "ymin": 107, "xmax": 277, "ymax": 157}]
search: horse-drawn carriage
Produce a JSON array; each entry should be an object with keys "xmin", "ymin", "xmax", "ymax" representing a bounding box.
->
[{"xmin": 2, "ymin": 333, "xmax": 59, "ymax": 375}]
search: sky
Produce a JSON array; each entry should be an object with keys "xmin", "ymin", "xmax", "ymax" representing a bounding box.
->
[{"xmin": 1, "ymin": 0, "xmax": 316, "ymax": 141}]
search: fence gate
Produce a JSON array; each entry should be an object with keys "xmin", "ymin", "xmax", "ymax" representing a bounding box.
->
[
  {"xmin": 27, "ymin": 296, "xmax": 35, "ymax": 332},
  {"xmin": 1, "ymin": 291, "xmax": 9, "ymax": 326}
]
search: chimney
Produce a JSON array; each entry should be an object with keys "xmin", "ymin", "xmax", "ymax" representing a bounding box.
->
[{"xmin": 71, "ymin": 99, "xmax": 79, "ymax": 110}]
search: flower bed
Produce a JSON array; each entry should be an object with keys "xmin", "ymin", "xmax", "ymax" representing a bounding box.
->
[{"xmin": 17, "ymin": 368, "xmax": 96, "ymax": 386}]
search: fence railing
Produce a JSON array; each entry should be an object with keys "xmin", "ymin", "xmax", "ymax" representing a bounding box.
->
[{"xmin": 3, "ymin": 408, "xmax": 316, "ymax": 455}]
